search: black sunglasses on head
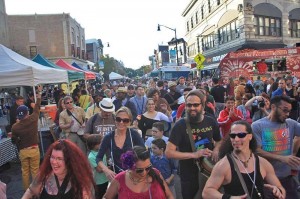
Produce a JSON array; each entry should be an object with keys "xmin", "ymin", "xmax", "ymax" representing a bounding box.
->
[
  {"xmin": 115, "ymin": 117, "xmax": 130, "ymax": 124},
  {"xmin": 229, "ymin": 132, "xmax": 248, "ymax": 139},
  {"xmin": 135, "ymin": 165, "xmax": 152, "ymax": 174}
]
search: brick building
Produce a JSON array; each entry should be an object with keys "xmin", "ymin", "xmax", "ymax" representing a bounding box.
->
[{"xmin": 7, "ymin": 13, "xmax": 87, "ymax": 66}]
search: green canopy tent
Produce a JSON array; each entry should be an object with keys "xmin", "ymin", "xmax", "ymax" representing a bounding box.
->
[{"xmin": 32, "ymin": 54, "xmax": 84, "ymax": 82}]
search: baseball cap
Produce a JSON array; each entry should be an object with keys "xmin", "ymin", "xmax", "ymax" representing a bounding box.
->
[{"xmin": 16, "ymin": 105, "xmax": 29, "ymax": 120}]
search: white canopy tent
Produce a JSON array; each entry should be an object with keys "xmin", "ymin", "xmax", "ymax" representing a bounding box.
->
[
  {"xmin": 109, "ymin": 72, "xmax": 127, "ymax": 80},
  {"xmin": 0, "ymin": 44, "xmax": 68, "ymax": 87}
]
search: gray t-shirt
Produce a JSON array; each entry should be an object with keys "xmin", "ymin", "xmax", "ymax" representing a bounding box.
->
[
  {"xmin": 84, "ymin": 114, "xmax": 115, "ymax": 136},
  {"xmin": 252, "ymin": 117, "xmax": 300, "ymax": 178}
]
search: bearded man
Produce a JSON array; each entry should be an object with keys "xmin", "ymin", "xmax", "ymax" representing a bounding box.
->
[
  {"xmin": 165, "ymin": 89, "xmax": 222, "ymax": 199},
  {"xmin": 252, "ymin": 95, "xmax": 300, "ymax": 199}
]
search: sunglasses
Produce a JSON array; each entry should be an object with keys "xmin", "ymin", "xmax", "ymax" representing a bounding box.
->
[
  {"xmin": 229, "ymin": 132, "xmax": 248, "ymax": 139},
  {"xmin": 65, "ymin": 101, "xmax": 73, "ymax": 104},
  {"xmin": 115, "ymin": 117, "xmax": 130, "ymax": 124},
  {"xmin": 186, "ymin": 103, "xmax": 201, "ymax": 108},
  {"xmin": 135, "ymin": 165, "xmax": 152, "ymax": 174}
]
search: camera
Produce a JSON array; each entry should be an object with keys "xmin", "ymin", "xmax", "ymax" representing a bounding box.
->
[{"xmin": 258, "ymin": 99, "xmax": 265, "ymax": 108}]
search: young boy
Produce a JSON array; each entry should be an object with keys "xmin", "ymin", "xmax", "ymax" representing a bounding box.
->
[
  {"xmin": 145, "ymin": 121, "xmax": 168, "ymax": 149},
  {"xmin": 217, "ymin": 95, "xmax": 244, "ymax": 138},
  {"xmin": 87, "ymin": 135, "xmax": 108, "ymax": 199},
  {"xmin": 151, "ymin": 138, "xmax": 176, "ymax": 198}
]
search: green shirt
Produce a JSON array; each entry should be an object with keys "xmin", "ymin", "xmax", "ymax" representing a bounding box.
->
[{"xmin": 88, "ymin": 150, "xmax": 108, "ymax": 185}]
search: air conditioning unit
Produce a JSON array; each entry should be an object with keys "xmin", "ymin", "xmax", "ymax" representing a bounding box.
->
[
  {"xmin": 271, "ymin": 31, "xmax": 277, "ymax": 36},
  {"xmin": 237, "ymin": 4, "xmax": 243, "ymax": 12}
]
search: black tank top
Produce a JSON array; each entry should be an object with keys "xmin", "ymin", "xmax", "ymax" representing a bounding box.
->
[{"xmin": 223, "ymin": 153, "xmax": 264, "ymax": 199}]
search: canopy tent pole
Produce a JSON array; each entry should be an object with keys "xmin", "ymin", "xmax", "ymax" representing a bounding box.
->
[
  {"xmin": 33, "ymin": 85, "xmax": 37, "ymax": 102},
  {"xmin": 85, "ymin": 80, "xmax": 89, "ymax": 95}
]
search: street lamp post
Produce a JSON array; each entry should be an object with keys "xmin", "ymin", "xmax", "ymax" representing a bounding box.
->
[{"xmin": 157, "ymin": 24, "xmax": 179, "ymax": 65}]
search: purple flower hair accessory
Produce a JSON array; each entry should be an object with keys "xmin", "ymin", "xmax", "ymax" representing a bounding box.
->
[{"xmin": 121, "ymin": 150, "xmax": 136, "ymax": 170}]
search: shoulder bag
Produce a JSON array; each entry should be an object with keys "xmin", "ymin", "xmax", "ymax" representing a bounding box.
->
[
  {"xmin": 66, "ymin": 109, "xmax": 85, "ymax": 136},
  {"xmin": 185, "ymin": 117, "xmax": 208, "ymax": 199}
]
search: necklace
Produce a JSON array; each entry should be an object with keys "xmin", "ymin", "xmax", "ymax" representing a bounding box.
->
[
  {"xmin": 236, "ymin": 154, "xmax": 262, "ymax": 199},
  {"xmin": 233, "ymin": 152, "xmax": 252, "ymax": 168},
  {"xmin": 128, "ymin": 171, "xmax": 146, "ymax": 185}
]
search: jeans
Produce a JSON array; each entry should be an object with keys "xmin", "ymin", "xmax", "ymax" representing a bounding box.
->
[{"xmin": 19, "ymin": 147, "xmax": 40, "ymax": 190}]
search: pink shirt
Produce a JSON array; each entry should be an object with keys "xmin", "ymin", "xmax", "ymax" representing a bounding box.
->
[{"xmin": 115, "ymin": 169, "xmax": 166, "ymax": 199}]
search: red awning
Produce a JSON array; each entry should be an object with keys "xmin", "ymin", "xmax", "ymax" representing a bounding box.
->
[{"xmin": 55, "ymin": 59, "xmax": 96, "ymax": 80}]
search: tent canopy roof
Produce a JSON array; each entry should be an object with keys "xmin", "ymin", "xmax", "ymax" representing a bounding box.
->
[
  {"xmin": 56, "ymin": 59, "xmax": 95, "ymax": 80},
  {"xmin": 0, "ymin": 44, "xmax": 68, "ymax": 87},
  {"xmin": 32, "ymin": 54, "xmax": 85, "ymax": 82}
]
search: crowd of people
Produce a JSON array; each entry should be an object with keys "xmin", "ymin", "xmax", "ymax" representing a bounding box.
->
[{"xmin": 4, "ymin": 72, "xmax": 300, "ymax": 199}]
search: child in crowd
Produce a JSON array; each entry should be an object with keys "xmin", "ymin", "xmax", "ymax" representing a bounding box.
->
[
  {"xmin": 145, "ymin": 121, "xmax": 168, "ymax": 149},
  {"xmin": 151, "ymin": 138, "xmax": 176, "ymax": 198},
  {"xmin": 87, "ymin": 135, "xmax": 108, "ymax": 199}
]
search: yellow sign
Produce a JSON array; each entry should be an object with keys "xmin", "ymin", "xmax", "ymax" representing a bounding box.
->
[{"xmin": 194, "ymin": 53, "xmax": 206, "ymax": 70}]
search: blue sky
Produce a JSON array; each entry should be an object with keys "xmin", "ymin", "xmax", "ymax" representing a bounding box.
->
[{"xmin": 5, "ymin": 0, "xmax": 188, "ymax": 69}]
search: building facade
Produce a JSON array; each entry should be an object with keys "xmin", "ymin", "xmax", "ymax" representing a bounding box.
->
[
  {"xmin": 7, "ymin": 13, "xmax": 87, "ymax": 66},
  {"xmin": 182, "ymin": 0, "xmax": 300, "ymax": 74},
  {"xmin": 0, "ymin": 0, "xmax": 10, "ymax": 46}
]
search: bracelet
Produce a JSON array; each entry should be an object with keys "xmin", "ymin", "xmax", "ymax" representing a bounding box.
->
[{"xmin": 222, "ymin": 193, "xmax": 231, "ymax": 199}]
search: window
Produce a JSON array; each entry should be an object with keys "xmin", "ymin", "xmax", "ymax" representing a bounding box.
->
[
  {"xmin": 188, "ymin": 43, "xmax": 196, "ymax": 56},
  {"xmin": 195, "ymin": 11, "xmax": 199, "ymax": 24},
  {"xmin": 217, "ymin": 0, "xmax": 220, "ymax": 5},
  {"xmin": 208, "ymin": 0, "xmax": 211, "ymax": 13},
  {"xmin": 187, "ymin": 21, "xmax": 190, "ymax": 32},
  {"xmin": 191, "ymin": 17, "xmax": 194, "ymax": 29},
  {"xmin": 289, "ymin": 20, "xmax": 300, "ymax": 38},
  {"xmin": 218, "ymin": 19, "xmax": 240, "ymax": 44},
  {"xmin": 29, "ymin": 46, "xmax": 37, "ymax": 58},
  {"xmin": 202, "ymin": 33, "xmax": 217, "ymax": 51},
  {"xmin": 201, "ymin": 6, "xmax": 204, "ymax": 20},
  {"xmin": 254, "ymin": 15, "xmax": 281, "ymax": 36}
]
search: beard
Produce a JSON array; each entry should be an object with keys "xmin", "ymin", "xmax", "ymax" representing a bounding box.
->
[
  {"xmin": 187, "ymin": 110, "xmax": 203, "ymax": 123},
  {"xmin": 274, "ymin": 109, "xmax": 285, "ymax": 123}
]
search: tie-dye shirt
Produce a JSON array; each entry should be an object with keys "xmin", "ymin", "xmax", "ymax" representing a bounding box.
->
[{"xmin": 252, "ymin": 117, "xmax": 300, "ymax": 178}]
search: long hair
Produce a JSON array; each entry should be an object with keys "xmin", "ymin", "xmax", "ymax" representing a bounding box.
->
[
  {"xmin": 37, "ymin": 139, "xmax": 95, "ymax": 199},
  {"xmin": 219, "ymin": 120, "xmax": 257, "ymax": 159},
  {"xmin": 121, "ymin": 146, "xmax": 166, "ymax": 195}
]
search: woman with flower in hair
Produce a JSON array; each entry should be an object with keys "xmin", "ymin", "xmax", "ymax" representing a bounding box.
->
[
  {"xmin": 22, "ymin": 139, "xmax": 95, "ymax": 199},
  {"xmin": 103, "ymin": 146, "xmax": 174, "ymax": 199}
]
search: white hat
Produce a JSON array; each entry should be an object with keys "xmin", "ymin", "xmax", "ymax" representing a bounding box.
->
[{"xmin": 99, "ymin": 98, "xmax": 115, "ymax": 112}]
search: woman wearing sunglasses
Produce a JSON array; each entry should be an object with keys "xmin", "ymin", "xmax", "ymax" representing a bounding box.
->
[
  {"xmin": 96, "ymin": 107, "xmax": 144, "ymax": 182},
  {"xmin": 103, "ymin": 146, "xmax": 174, "ymax": 199}
]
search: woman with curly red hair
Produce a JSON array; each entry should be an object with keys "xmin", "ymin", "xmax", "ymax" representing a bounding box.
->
[{"xmin": 22, "ymin": 139, "xmax": 95, "ymax": 199}]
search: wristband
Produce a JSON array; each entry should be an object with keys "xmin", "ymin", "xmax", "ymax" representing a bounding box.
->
[{"xmin": 222, "ymin": 193, "xmax": 231, "ymax": 199}]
